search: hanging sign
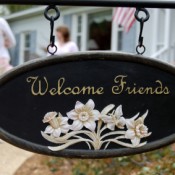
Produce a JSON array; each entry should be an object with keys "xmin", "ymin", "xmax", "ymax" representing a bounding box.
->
[{"xmin": 0, "ymin": 52, "xmax": 174, "ymax": 158}]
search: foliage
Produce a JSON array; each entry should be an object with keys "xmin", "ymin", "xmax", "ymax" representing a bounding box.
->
[
  {"xmin": 44, "ymin": 144, "xmax": 175, "ymax": 175},
  {"xmin": 6, "ymin": 5, "xmax": 34, "ymax": 13}
]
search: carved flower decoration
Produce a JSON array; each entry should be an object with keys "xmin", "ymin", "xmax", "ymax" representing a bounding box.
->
[
  {"xmin": 43, "ymin": 112, "xmax": 70, "ymax": 137},
  {"xmin": 41, "ymin": 99, "xmax": 152, "ymax": 151},
  {"xmin": 125, "ymin": 110, "xmax": 152, "ymax": 147},
  {"xmin": 67, "ymin": 99, "xmax": 100, "ymax": 131},
  {"xmin": 43, "ymin": 112, "xmax": 57, "ymax": 123},
  {"xmin": 101, "ymin": 105, "xmax": 126, "ymax": 130}
]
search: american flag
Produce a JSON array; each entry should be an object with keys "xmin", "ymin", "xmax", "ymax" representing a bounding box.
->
[{"xmin": 113, "ymin": 7, "xmax": 136, "ymax": 32}]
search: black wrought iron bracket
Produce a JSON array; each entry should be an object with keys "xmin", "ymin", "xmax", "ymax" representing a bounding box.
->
[{"xmin": 1, "ymin": 0, "xmax": 175, "ymax": 8}]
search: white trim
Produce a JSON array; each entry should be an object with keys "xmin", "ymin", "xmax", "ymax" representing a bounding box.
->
[
  {"xmin": 72, "ymin": 14, "xmax": 84, "ymax": 51},
  {"xmin": 19, "ymin": 33, "xmax": 24, "ymax": 64},
  {"xmin": 4, "ymin": 6, "xmax": 46, "ymax": 21},
  {"xmin": 165, "ymin": 9, "xmax": 171, "ymax": 61},
  {"xmin": 165, "ymin": 10, "xmax": 171, "ymax": 47},
  {"xmin": 152, "ymin": 9, "xmax": 159, "ymax": 54},
  {"xmin": 4, "ymin": 6, "xmax": 110, "ymax": 21},
  {"xmin": 71, "ymin": 14, "xmax": 77, "ymax": 42},
  {"xmin": 4, "ymin": 6, "xmax": 70, "ymax": 21},
  {"xmin": 151, "ymin": 9, "xmax": 172, "ymax": 61},
  {"xmin": 111, "ymin": 8, "xmax": 125, "ymax": 51},
  {"xmin": 81, "ymin": 13, "xmax": 88, "ymax": 51},
  {"xmin": 111, "ymin": 8, "xmax": 117, "ymax": 51},
  {"xmin": 63, "ymin": 6, "xmax": 111, "ymax": 16}
]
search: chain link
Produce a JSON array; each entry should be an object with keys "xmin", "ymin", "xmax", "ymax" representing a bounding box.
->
[
  {"xmin": 135, "ymin": 8, "xmax": 150, "ymax": 55},
  {"xmin": 44, "ymin": 5, "xmax": 60, "ymax": 55}
]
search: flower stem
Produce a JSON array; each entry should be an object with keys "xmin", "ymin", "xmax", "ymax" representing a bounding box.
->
[
  {"xmin": 74, "ymin": 136, "xmax": 92, "ymax": 149},
  {"xmin": 101, "ymin": 131, "xmax": 126, "ymax": 140},
  {"xmin": 102, "ymin": 136, "xmax": 147, "ymax": 149},
  {"xmin": 100, "ymin": 125, "xmax": 107, "ymax": 135},
  {"xmin": 55, "ymin": 130, "xmax": 95, "ymax": 141},
  {"xmin": 97, "ymin": 120, "xmax": 102, "ymax": 137},
  {"xmin": 48, "ymin": 138, "xmax": 93, "ymax": 151}
]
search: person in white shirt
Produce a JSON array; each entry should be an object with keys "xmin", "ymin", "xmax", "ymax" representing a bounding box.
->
[
  {"xmin": 48, "ymin": 26, "xmax": 78, "ymax": 55},
  {"xmin": 0, "ymin": 18, "xmax": 16, "ymax": 143},
  {"xmin": 0, "ymin": 18, "xmax": 16, "ymax": 75}
]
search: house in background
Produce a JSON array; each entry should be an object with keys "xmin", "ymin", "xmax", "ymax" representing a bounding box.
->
[{"xmin": 4, "ymin": 6, "xmax": 175, "ymax": 66}]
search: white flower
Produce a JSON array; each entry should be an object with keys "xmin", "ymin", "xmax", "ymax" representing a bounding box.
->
[
  {"xmin": 43, "ymin": 112, "xmax": 57, "ymax": 124},
  {"xmin": 67, "ymin": 99, "xmax": 100, "ymax": 131},
  {"xmin": 43, "ymin": 112, "xmax": 70, "ymax": 137},
  {"xmin": 125, "ymin": 110, "xmax": 152, "ymax": 147},
  {"xmin": 101, "ymin": 105, "xmax": 126, "ymax": 130}
]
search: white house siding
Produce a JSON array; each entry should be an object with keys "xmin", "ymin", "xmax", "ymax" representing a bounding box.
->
[
  {"xmin": 147, "ymin": 9, "xmax": 175, "ymax": 63},
  {"xmin": 122, "ymin": 23, "xmax": 136, "ymax": 53},
  {"xmin": 7, "ymin": 12, "xmax": 64, "ymax": 65},
  {"xmin": 63, "ymin": 14, "xmax": 72, "ymax": 33},
  {"xmin": 5, "ymin": 7, "xmax": 175, "ymax": 65},
  {"xmin": 5, "ymin": 6, "xmax": 139, "ymax": 65},
  {"xmin": 168, "ymin": 10, "xmax": 175, "ymax": 64}
]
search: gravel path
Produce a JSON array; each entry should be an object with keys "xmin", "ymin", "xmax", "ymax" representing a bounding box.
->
[{"xmin": 0, "ymin": 141, "xmax": 33, "ymax": 175}]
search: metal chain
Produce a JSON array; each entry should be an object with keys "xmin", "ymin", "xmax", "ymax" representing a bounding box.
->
[
  {"xmin": 135, "ymin": 8, "xmax": 150, "ymax": 55},
  {"xmin": 44, "ymin": 5, "xmax": 60, "ymax": 55}
]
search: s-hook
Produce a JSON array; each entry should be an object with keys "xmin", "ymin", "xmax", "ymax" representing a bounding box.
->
[
  {"xmin": 44, "ymin": 5, "xmax": 60, "ymax": 55},
  {"xmin": 135, "ymin": 8, "xmax": 150, "ymax": 55}
]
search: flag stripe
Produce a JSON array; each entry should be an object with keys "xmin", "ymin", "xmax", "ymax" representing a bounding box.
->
[
  {"xmin": 113, "ymin": 7, "xmax": 136, "ymax": 32},
  {"xmin": 123, "ymin": 8, "xmax": 136, "ymax": 31}
]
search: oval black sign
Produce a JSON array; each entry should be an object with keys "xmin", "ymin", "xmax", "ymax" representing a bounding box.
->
[{"xmin": 0, "ymin": 52, "xmax": 174, "ymax": 158}]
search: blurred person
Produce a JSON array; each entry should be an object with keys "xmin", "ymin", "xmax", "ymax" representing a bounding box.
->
[
  {"xmin": 0, "ymin": 17, "xmax": 16, "ymax": 75},
  {"xmin": 48, "ymin": 26, "xmax": 78, "ymax": 55},
  {"xmin": 0, "ymin": 17, "xmax": 16, "ymax": 143}
]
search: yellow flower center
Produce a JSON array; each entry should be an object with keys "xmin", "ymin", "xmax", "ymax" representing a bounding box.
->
[
  {"xmin": 49, "ymin": 117, "xmax": 60, "ymax": 129},
  {"xmin": 79, "ymin": 112, "xmax": 89, "ymax": 122},
  {"xmin": 135, "ymin": 124, "xmax": 148, "ymax": 138}
]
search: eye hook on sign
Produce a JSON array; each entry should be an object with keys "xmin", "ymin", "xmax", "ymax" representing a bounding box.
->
[
  {"xmin": 44, "ymin": 5, "xmax": 60, "ymax": 55},
  {"xmin": 135, "ymin": 8, "xmax": 150, "ymax": 55}
]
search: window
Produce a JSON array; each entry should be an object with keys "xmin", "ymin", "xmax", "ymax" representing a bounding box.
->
[
  {"xmin": 24, "ymin": 33, "xmax": 31, "ymax": 62},
  {"xmin": 19, "ymin": 31, "xmax": 36, "ymax": 64},
  {"xmin": 117, "ymin": 25, "xmax": 123, "ymax": 51},
  {"xmin": 73, "ymin": 15, "xmax": 84, "ymax": 50},
  {"xmin": 77, "ymin": 15, "xmax": 82, "ymax": 49},
  {"xmin": 87, "ymin": 10, "xmax": 112, "ymax": 50},
  {"xmin": 73, "ymin": 9, "xmax": 128, "ymax": 52}
]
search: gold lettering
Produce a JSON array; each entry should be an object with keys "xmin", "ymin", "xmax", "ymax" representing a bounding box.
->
[
  {"xmin": 49, "ymin": 88, "xmax": 57, "ymax": 96},
  {"xmin": 72, "ymin": 87, "xmax": 80, "ymax": 95},
  {"xmin": 26, "ymin": 76, "xmax": 48, "ymax": 96},
  {"xmin": 155, "ymin": 80, "xmax": 170, "ymax": 95},
  {"xmin": 26, "ymin": 76, "xmax": 170, "ymax": 96},
  {"xmin": 126, "ymin": 87, "xmax": 137, "ymax": 94},
  {"xmin": 79, "ymin": 86, "xmax": 104, "ymax": 95},
  {"xmin": 164, "ymin": 87, "xmax": 170, "ymax": 94},
  {"xmin": 80, "ymin": 87, "xmax": 95, "ymax": 95},
  {"xmin": 57, "ymin": 77, "xmax": 66, "ymax": 95},
  {"xmin": 112, "ymin": 75, "xmax": 127, "ymax": 94},
  {"xmin": 63, "ymin": 87, "xmax": 72, "ymax": 95},
  {"xmin": 96, "ymin": 87, "xmax": 104, "ymax": 95},
  {"xmin": 138, "ymin": 87, "xmax": 145, "ymax": 94},
  {"xmin": 112, "ymin": 76, "xmax": 170, "ymax": 95},
  {"xmin": 144, "ymin": 87, "xmax": 154, "ymax": 95}
]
